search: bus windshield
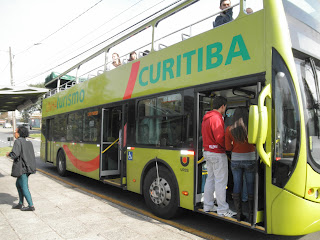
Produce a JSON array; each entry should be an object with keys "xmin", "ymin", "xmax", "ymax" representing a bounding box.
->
[
  {"xmin": 283, "ymin": 0, "xmax": 320, "ymax": 32},
  {"xmin": 295, "ymin": 58, "xmax": 320, "ymax": 170}
]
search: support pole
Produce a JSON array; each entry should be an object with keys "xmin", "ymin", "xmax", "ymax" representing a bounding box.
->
[{"xmin": 9, "ymin": 47, "xmax": 16, "ymax": 136}]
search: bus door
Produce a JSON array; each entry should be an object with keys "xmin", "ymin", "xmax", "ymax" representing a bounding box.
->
[
  {"xmin": 195, "ymin": 93, "xmax": 212, "ymax": 202},
  {"xmin": 100, "ymin": 106, "xmax": 124, "ymax": 177},
  {"xmin": 46, "ymin": 118, "xmax": 54, "ymax": 163}
]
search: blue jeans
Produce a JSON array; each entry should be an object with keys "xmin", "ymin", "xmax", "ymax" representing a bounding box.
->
[
  {"xmin": 16, "ymin": 174, "xmax": 33, "ymax": 207},
  {"xmin": 231, "ymin": 160, "xmax": 255, "ymax": 196}
]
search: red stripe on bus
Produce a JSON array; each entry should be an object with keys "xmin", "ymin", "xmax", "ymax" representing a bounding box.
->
[
  {"xmin": 123, "ymin": 61, "xmax": 140, "ymax": 100},
  {"xmin": 63, "ymin": 145, "xmax": 99, "ymax": 172}
]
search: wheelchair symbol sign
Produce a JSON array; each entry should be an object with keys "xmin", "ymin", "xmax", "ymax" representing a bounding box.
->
[{"xmin": 128, "ymin": 151, "xmax": 133, "ymax": 160}]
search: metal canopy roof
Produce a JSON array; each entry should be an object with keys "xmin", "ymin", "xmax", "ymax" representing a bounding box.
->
[{"xmin": 0, "ymin": 86, "xmax": 48, "ymax": 112}]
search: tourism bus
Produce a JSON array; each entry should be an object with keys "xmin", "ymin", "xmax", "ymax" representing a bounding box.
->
[{"xmin": 40, "ymin": 0, "xmax": 320, "ymax": 235}]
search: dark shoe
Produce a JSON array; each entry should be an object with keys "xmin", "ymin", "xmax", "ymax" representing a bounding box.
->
[
  {"xmin": 232, "ymin": 193, "xmax": 243, "ymax": 221},
  {"xmin": 12, "ymin": 203, "xmax": 23, "ymax": 209},
  {"xmin": 21, "ymin": 206, "xmax": 35, "ymax": 211},
  {"xmin": 248, "ymin": 195, "xmax": 254, "ymax": 223}
]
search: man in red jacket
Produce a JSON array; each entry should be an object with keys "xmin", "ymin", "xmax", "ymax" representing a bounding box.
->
[{"xmin": 201, "ymin": 96, "xmax": 236, "ymax": 217}]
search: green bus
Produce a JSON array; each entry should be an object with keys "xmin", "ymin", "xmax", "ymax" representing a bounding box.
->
[{"xmin": 41, "ymin": 0, "xmax": 320, "ymax": 235}]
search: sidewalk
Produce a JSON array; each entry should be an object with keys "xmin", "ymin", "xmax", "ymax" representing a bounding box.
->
[{"xmin": 0, "ymin": 157, "xmax": 204, "ymax": 240}]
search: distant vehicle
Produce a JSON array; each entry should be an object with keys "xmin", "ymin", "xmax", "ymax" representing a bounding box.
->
[{"xmin": 3, "ymin": 123, "xmax": 12, "ymax": 128}]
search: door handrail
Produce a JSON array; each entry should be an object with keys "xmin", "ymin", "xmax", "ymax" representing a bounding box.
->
[{"xmin": 102, "ymin": 138, "xmax": 119, "ymax": 154}]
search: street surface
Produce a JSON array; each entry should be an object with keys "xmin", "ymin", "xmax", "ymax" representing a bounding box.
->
[{"xmin": 1, "ymin": 127, "xmax": 319, "ymax": 240}]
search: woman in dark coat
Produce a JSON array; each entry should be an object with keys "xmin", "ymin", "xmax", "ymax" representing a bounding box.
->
[{"xmin": 6, "ymin": 126, "xmax": 36, "ymax": 211}]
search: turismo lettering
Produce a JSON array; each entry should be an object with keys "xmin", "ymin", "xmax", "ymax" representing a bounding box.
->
[
  {"xmin": 139, "ymin": 34, "xmax": 250, "ymax": 87},
  {"xmin": 57, "ymin": 89, "xmax": 85, "ymax": 109}
]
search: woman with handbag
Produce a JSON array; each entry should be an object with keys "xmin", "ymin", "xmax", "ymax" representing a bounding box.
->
[{"xmin": 6, "ymin": 126, "xmax": 36, "ymax": 211}]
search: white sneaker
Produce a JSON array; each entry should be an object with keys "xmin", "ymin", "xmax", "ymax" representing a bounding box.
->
[
  {"xmin": 204, "ymin": 205, "xmax": 218, "ymax": 212},
  {"xmin": 218, "ymin": 209, "xmax": 236, "ymax": 217}
]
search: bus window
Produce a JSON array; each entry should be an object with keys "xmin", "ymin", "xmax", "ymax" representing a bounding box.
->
[
  {"xmin": 54, "ymin": 115, "xmax": 67, "ymax": 142},
  {"xmin": 136, "ymin": 93, "xmax": 191, "ymax": 147},
  {"xmin": 67, "ymin": 112, "xmax": 83, "ymax": 142},
  {"xmin": 272, "ymin": 50, "xmax": 300, "ymax": 188},
  {"xmin": 83, "ymin": 108, "xmax": 101, "ymax": 143},
  {"xmin": 244, "ymin": 0, "xmax": 263, "ymax": 14},
  {"xmin": 295, "ymin": 58, "xmax": 320, "ymax": 171}
]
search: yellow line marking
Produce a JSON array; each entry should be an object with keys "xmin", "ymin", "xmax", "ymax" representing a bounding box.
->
[{"xmin": 37, "ymin": 168, "xmax": 223, "ymax": 240}]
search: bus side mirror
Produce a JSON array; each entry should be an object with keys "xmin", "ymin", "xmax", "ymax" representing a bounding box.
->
[{"xmin": 248, "ymin": 105, "xmax": 258, "ymax": 144}]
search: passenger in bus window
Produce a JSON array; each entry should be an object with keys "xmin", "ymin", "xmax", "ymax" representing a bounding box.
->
[
  {"xmin": 225, "ymin": 107, "xmax": 256, "ymax": 222},
  {"xmin": 213, "ymin": 0, "xmax": 233, "ymax": 28},
  {"xmin": 246, "ymin": 7, "xmax": 253, "ymax": 14},
  {"xmin": 201, "ymin": 96, "xmax": 236, "ymax": 217},
  {"xmin": 128, "ymin": 51, "xmax": 137, "ymax": 62},
  {"xmin": 108, "ymin": 53, "xmax": 122, "ymax": 70}
]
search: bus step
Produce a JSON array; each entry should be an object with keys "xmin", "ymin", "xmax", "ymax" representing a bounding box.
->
[
  {"xmin": 102, "ymin": 178, "xmax": 122, "ymax": 187},
  {"xmin": 197, "ymin": 208, "xmax": 265, "ymax": 232}
]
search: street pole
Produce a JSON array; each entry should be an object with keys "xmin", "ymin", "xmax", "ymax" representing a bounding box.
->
[{"xmin": 9, "ymin": 46, "xmax": 16, "ymax": 137}]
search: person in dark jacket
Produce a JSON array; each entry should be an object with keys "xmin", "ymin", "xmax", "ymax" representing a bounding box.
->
[
  {"xmin": 214, "ymin": 0, "xmax": 233, "ymax": 28},
  {"xmin": 201, "ymin": 96, "xmax": 236, "ymax": 217},
  {"xmin": 6, "ymin": 126, "xmax": 36, "ymax": 211}
]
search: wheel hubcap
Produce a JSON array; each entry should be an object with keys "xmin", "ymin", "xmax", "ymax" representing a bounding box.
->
[
  {"xmin": 149, "ymin": 177, "xmax": 171, "ymax": 206},
  {"xmin": 58, "ymin": 155, "xmax": 63, "ymax": 171}
]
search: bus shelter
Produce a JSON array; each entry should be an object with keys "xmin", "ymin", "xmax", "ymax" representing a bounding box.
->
[{"xmin": 0, "ymin": 85, "xmax": 47, "ymax": 112}]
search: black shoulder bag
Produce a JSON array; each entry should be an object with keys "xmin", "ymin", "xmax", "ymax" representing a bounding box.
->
[{"xmin": 11, "ymin": 152, "xmax": 23, "ymax": 177}]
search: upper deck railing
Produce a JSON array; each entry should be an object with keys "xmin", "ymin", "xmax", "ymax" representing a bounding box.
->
[{"xmin": 44, "ymin": 0, "xmax": 249, "ymax": 99}]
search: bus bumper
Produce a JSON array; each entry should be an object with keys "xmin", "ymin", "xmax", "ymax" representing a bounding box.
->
[{"xmin": 271, "ymin": 189, "xmax": 320, "ymax": 235}]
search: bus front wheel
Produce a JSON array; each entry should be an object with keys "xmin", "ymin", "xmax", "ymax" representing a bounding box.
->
[
  {"xmin": 57, "ymin": 150, "xmax": 67, "ymax": 177},
  {"xmin": 143, "ymin": 166, "xmax": 179, "ymax": 219}
]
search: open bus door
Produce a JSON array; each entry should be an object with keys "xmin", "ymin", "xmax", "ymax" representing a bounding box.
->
[
  {"xmin": 194, "ymin": 82, "xmax": 266, "ymax": 231},
  {"xmin": 100, "ymin": 105, "xmax": 127, "ymax": 187}
]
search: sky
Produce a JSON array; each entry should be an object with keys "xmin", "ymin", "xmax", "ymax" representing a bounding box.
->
[
  {"xmin": 0, "ymin": 0, "xmax": 263, "ymax": 88},
  {"xmin": 0, "ymin": 0, "xmax": 184, "ymax": 87}
]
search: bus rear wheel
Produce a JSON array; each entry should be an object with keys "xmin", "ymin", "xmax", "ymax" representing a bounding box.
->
[
  {"xmin": 57, "ymin": 150, "xmax": 67, "ymax": 177},
  {"xmin": 143, "ymin": 166, "xmax": 179, "ymax": 219}
]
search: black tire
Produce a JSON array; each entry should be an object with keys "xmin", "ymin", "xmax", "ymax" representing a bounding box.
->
[
  {"xmin": 143, "ymin": 166, "xmax": 179, "ymax": 219},
  {"xmin": 57, "ymin": 150, "xmax": 67, "ymax": 177}
]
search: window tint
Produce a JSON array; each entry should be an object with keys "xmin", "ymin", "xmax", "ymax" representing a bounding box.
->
[
  {"xmin": 295, "ymin": 58, "xmax": 320, "ymax": 171},
  {"xmin": 67, "ymin": 112, "xmax": 83, "ymax": 141},
  {"xmin": 83, "ymin": 108, "xmax": 101, "ymax": 143},
  {"xmin": 136, "ymin": 93, "xmax": 192, "ymax": 148},
  {"xmin": 53, "ymin": 115, "xmax": 67, "ymax": 142},
  {"xmin": 272, "ymin": 49, "xmax": 300, "ymax": 188}
]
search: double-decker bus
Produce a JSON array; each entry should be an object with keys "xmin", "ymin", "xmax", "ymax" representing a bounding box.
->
[{"xmin": 41, "ymin": 0, "xmax": 320, "ymax": 235}]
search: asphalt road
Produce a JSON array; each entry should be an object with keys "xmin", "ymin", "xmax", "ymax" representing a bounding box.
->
[{"xmin": 1, "ymin": 127, "xmax": 320, "ymax": 240}]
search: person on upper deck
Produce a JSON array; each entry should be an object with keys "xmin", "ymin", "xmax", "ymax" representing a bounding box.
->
[
  {"xmin": 108, "ymin": 53, "xmax": 122, "ymax": 70},
  {"xmin": 128, "ymin": 51, "xmax": 138, "ymax": 62},
  {"xmin": 246, "ymin": 7, "xmax": 253, "ymax": 14},
  {"xmin": 214, "ymin": 0, "xmax": 233, "ymax": 28}
]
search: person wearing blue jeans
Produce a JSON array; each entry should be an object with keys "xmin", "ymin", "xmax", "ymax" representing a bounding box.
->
[
  {"xmin": 7, "ymin": 126, "xmax": 36, "ymax": 211},
  {"xmin": 225, "ymin": 107, "xmax": 256, "ymax": 222}
]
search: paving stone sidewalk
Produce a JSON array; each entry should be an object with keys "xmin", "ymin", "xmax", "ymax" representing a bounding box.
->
[{"xmin": 0, "ymin": 157, "xmax": 204, "ymax": 240}]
